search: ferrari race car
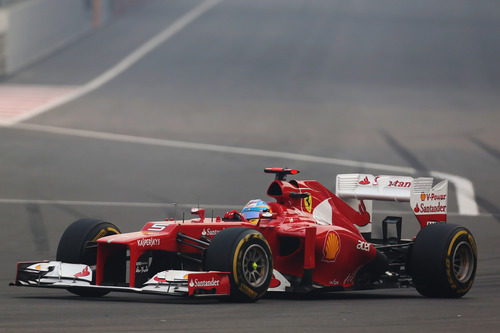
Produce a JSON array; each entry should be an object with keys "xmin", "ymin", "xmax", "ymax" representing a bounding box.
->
[{"xmin": 12, "ymin": 168, "xmax": 477, "ymax": 301}]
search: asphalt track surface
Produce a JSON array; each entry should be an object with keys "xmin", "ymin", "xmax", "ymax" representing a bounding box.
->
[{"xmin": 1, "ymin": 0, "xmax": 500, "ymax": 331}]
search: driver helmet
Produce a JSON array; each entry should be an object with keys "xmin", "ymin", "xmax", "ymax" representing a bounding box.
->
[{"xmin": 241, "ymin": 199, "xmax": 271, "ymax": 224}]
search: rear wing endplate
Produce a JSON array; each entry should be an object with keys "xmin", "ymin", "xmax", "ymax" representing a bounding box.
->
[{"xmin": 336, "ymin": 174, "xmax": 448, "ymax": 230}]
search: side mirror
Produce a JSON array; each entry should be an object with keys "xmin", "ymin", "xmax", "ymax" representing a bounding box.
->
[{"xmin": 191, "ymin": 208, "xmax": 205, "ymax": 222}]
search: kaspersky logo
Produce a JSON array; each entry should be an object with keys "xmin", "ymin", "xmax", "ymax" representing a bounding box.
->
[{"xmin": 137, "ymin": 238, "xmax": 160, "ymax": 247}]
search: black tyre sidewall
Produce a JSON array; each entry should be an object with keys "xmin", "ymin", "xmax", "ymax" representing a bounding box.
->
[
  {"xmin": 410, "ymin": 223, "xmax": 477, "ymax": 298},
  {"xmin": 56, "ymin": 218, "xmax": 120, "ymax": 264},
  {"xmin": 56, "ymin": 218, "xmax": 120, "ymax": 297}
]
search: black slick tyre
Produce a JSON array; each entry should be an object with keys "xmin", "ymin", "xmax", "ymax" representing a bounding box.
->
[
  {"xmin": 204, "ymin": 227, "xmax": 273, "ymax": 302},
  {"xmin": 410, "ymin": 223, "xmax": 477, "ymax": 298},
  {"xmin": 56, "ymin": 218, "xmax": 120, "ymax": 297}
]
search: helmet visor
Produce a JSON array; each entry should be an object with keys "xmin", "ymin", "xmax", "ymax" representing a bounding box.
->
[{"xmin": 242, "ymin": 211, "xmax": 261, "ymax": 220}]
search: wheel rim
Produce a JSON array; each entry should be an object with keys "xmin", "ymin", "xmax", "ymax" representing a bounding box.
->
[
  {"xmin": 452, "ymin": 241, "xmax": 475, "ymax": 283},
  {"xmin": 242, "ymin": 244, "xmax": 269, "ymax": 288}
]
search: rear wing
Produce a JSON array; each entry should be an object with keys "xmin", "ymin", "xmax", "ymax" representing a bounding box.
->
[{"xmin": 335, "ymin": 174, "xmax": 448, "ymax": 230}]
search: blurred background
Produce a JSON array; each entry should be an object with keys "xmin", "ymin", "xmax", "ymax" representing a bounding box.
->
[{"xmin": 0, "ymin": 0, "xmax": 499, "ymax": 331}]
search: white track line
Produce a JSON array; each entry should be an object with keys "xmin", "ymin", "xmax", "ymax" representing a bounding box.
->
[
  {"xmin": 13, "ymin": 122, "xmax": 479, "ymax": 216},
  {"xmin": 0, "ymin": 0, "xmax": 223, "ymax": 126},
  {"xmin": 15, "ymin": 122, "xmax": 416, "ymax": 174}
]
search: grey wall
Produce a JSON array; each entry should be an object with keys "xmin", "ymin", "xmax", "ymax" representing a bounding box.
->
[
  {"xmin": 3, "ymin": 0, "xmax": 92, "ymax": 76},
  {"xmin": 0, "ymin": 0, "xmax": 135, "ymax": 76}
]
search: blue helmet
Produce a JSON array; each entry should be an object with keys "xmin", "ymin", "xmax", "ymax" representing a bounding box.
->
[{"xmin": 241, "ymin": 199, "xmax": 271, "ymax": 221}]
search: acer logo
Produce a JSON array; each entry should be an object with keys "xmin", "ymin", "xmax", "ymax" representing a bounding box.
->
[{"xmin": 356, "ymin": 240, "xmax": 370, "ymax": 252}]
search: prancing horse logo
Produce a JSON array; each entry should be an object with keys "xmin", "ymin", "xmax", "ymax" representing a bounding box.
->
[{"xmin": 304, "ymin": 194, "xmax": 312, "ymax": 213}]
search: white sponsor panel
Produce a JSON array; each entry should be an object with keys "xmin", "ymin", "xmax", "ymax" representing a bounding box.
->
[
  {"xmin": 336, "ymin": 174, "xmax": 426, "ymax": 202},
  {"xmin": 26, "ymin": 261, "xmax": 93, "ymax": 282},
  {"xmin": 312, "ymin": 199, "xmax": 333, "ymax": 225},
  {"xmin": 145, "ymin": 270, "xmax": 191, "ymax": 285},
  {"xmin": 267, "ymin": 269, "xmax": 291, "ymax": 292},
  {"xmin": 410, "ymin": 180, "xmax": 448, "ymax": 216},
  {"xmin": 336, "ymin": 173, "xmax": 448, "ymax": 230}
]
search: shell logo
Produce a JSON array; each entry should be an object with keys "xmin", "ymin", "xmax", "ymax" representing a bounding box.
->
[
  {"xmin": 323, "ymin": 231, "xmax": 341, "ymax": 262},
  {"xmin": 420, "ymin": 192, "xmax": 426, "ymax": 201}
]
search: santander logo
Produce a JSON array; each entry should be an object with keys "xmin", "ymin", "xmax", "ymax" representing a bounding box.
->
[
  {"xmin": 74, "ymin": 266, "xmax": 90, "ymax": 278},
  {"xmin": 154, "ymin": 276, "xmax": 167, "ymax": 283},
  {"xmin": 201, "ymin": 228, "xmax": 219, "ymax": 237},
  {"xmin": 414, "ymin": 204, "xmax": 420, "ymax": 213},
  {"xmin": 359, "ymin": 177, "xmax": 370, "ymax": 185},
  {"xmin": 269, "ymin": 275, "xmax": 281, "ymax": 288}
]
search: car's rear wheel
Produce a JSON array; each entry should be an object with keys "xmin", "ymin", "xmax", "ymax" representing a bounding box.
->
[
  {"xmin": 204, "ymin": 227, "xmax": 273, "ymax": 302},
  {"xmin": 56, "ymin": 218, "xmax": 120, "ymax": 297},
  {"xmin": 409, "ymin": 223, "xmax": 477, "ymax": 298}
]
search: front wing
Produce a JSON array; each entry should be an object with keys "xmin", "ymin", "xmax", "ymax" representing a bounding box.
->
[{"xmin": 12, "ymin": 261, "xmax": 231, "ymax": 297}]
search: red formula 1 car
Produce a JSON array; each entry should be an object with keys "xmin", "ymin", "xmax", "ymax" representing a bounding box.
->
[{"xmin": 13, "ymin": 168, "xmax": 477, "ymax": 301}]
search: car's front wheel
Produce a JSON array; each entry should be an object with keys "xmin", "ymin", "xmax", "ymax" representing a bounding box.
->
[
  {"xmin": 56, "ymin": 218, "xmax": 121, "ymax": 297},
  {"xmin": 204, "ymin": 227, "xmax": 273, "ymax": 302}
]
